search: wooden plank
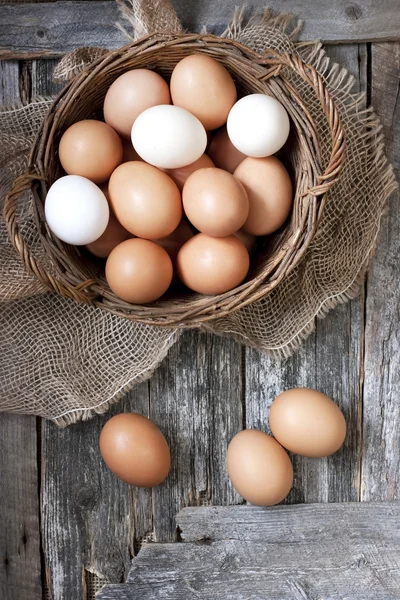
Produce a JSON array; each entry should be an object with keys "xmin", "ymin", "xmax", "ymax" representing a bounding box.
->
[
  {"xmin": 41, "ymin": 385, "xmax": 150, "ymax": 600},
  {"xmin": 149, "ymin": 330, "xmax": 243, "ymax": 543},
  {"xmin": 0, "ymin": 0, "xmax": 399, "ymax": 59},
  {"xmin": 0, "ymin": 60, "xmax": 42, "ymax": 600},
  {"xmin": 97, "ymin": 502, "xmax": 400, "ymax": 599},
  {"xmin": 176, "ymin": 502, "xmax": 400, "ymax": 541},
  {"xmin": 245, "ymin": 44, "xmax": 367, "ymax": 505},
  {"xmin": 362, "ymin": 42, "xmax": 400, "ymax": 502}
]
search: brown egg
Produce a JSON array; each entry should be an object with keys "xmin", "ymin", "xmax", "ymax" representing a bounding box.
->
[
  {"xmin": 183, "ymin": 168, "xmax": 249, "ymax": 237},
  {"xmin": 176, "ymin": 234, "xmax": 249, "ymax": 295},
  {"xmin": 104, "ymin": 69, "xmax": 171, "ymax": 138},
  {"xmin": 58, "ymin": 120, "xmax": 123, "ymax": 184},
  {"xmin": 269, "ymin": 388, "xmax": 347, "ymax": 458},
  {"xmin": 106, "ymin": 238, "xmax": 173, "ymax": 303},
  {"xmin": 233, "ymin": 229, "xmax": 256, "ymax": 252},
  {"xmin": 99, "ymin": 413, "xmax": 170, "ymax": 487},
  {"xmin": 121, "ymin": 138, "xmax": 143, "ymax": 163},
  {"xmin": 165, "ymin": 154, "xmax": 214, "ymax": 191},
  {"xmin": 155, "ymin": 219, "xmax": 194, "ymax": 262},
  {"xmin": 86, "ymin": 211, "xmax": 132, "ymax": 258},
  {"xmin": 234, "ymin": 156, "xmax": 293, "ymax": 236},
  {"xmin": 227, "ymin": 430, "xmax": 293, "ymax": 506},
  {"xmin": 170, "ymin": 54, "xmax": 237, "ymax": 130},
  {"xmin": 208, "ymin": 126, "xmax": 246, "ymax": 173},
  {"xmin": 108, "ymin": 162, "xmax": 182, "ymax": 239}
]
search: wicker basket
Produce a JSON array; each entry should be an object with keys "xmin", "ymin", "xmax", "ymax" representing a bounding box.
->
[{"xmin": 5, "ymin": 33, "xmax": 345, "ymax": 327}]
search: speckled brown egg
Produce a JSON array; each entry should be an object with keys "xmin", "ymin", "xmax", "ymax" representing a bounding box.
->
[
  {"xmin": 170, "ymin": 54, "xmax": 237, "ymax": 130},
  {"xmin": 227, "ymin": 430, "xmax": 293, "ymax": 506},
  {"xmin": 99, "ymin": 413, "xmax": 170, "ymax": 487},
  {"xmin": 269, "ymin": 388, "xmax": 347, "ymax": 458},
  {"xmin": 59, "ymin": 120, "xmax": 123, "ymax": 184}
]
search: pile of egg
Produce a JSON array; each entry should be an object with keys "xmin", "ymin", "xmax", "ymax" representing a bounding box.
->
[{"xmin": 46, "ymin": 54, "xmax": 293, "ymax": 304}]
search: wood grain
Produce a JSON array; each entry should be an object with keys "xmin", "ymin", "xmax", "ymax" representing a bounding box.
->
[
  {"xmin": 0, "ymin": 0, "xmax": 399, "ymax": 59},
  {"xmin": 245, "ymin": 43, "xmax": 367, "ymax": 506},
  {"xmin": 40, "ymin": 386, "xmax": 149, "ymax": 600},
  {"xmin": 97, "ymin": 502, "xmax": 400, "ymax": 599},
  {"xmin": 149, "ymin": 331, "xmax": 243, "ymax": 543},
  {"xmin": 0, "ymin": 60, "xmax": 42, "ymax": 600},
  {"xmin": 362, "ymin": 42, "xmax": 400, "ymax": 502}
]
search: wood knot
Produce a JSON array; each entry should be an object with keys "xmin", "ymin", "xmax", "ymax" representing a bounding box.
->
[
  {"xmin": 345, "ymin": 4, "xmax": 363, "ymax": 20},
  {"xmin": 75, "ymin": 485, "xmax": 97, "ymax": 510}
]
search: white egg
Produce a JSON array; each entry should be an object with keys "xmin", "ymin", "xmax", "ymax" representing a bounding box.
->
[
  {"xmin": 131, "ymin": 105, "xmax": 207, "ymax": 169},
  {"xmin": 227, "ymin": 94, "xmax": 290, "ymax": 157},
  {"xmin": 45, "ymin": 175, "xmax": 109, "ymax": 245}
]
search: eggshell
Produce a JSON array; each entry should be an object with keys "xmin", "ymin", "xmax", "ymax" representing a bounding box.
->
[
  {"xmin": 227, "ymin": 430, "xmax": 293, "ymax": 506},
  {"xmin": 99, "ymin": 413, "xmax": 170, "ymax": 487},
  {"xmin": 108, "ymin": 161, "xmax": 182, "ymax": 239},
  {"xmin": 269, "ymin": 388, "xmax": 347, "ymax": 458},
  {"xmin": 131, "ymin": 105, "xmax": 207, "ymax": 169},
  {"xmin": 155, "ymin": 219, "xmax": 194, "ymax": 262},
  {"xmin": 104, "ymin": 69, "xmax": 171, "ymax": 138},
  {"xmin": 176, "ymin": 234, "xmax": 249, "ymax": 295},
  {"xmin": 121, "ymin": 138, "xmax": 143, "ymax": 163},
  {"xmin": 170, "ymin": 54, "xmax": 237, "ymax": 130},
  {"xmin": 234, "ymin": 156, "xmax": 293, "ymax": 236},
  {"xmin": 234, "ymin": 229, "xmax": 256, "ymax": 252},
  {"xmin": 58, "ymin": 120, "xmax": 123, "ymax": 184},
  {"xmin": 183, "ymin": 168, "xmax": 249, "ymax": 237},
  {"xmin": 165, "ymin": 154, "xmax": 214, "ymax": 191},
  {"xmin": 86, "ymin": 211, "xmax": 131, "ymax": 258},
  {"xmin": 208, "ymin": 126, "xmax": 246, "ymax": 173},
  {"xmin": 45, "ymin": 175, "xmax": 109, "ymax": 245},
  {"xmin": 106, "ymin": 238, "xmax": 173, "ymax": 304},
  {"xmin": 227, "ymin": 94, "xmax": 290, "ymax": 157}
]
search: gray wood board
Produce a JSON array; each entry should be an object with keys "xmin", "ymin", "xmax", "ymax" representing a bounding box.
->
[
  {"xmin": 97, "ymin": 502, "xmax": 400, "ymax": 599},
  {"xmin": 0, "ymin": 0, "xmax": 400, "ymax": 58},
  {"xmin": 245, "ymin": 44, "xmax": 367, "ymax": 506},
  {"xmin": 0, "ymin": 60, "xmax": 42, "ymax": 600},
  {"xmin": 361, "ymin": 42, "xmax": 400, "ymax": 502}
]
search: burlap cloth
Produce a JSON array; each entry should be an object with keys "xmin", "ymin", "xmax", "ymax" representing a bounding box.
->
[{"xmin": 0, "ymin": 1, "xmax": 397, "ymax": 425}]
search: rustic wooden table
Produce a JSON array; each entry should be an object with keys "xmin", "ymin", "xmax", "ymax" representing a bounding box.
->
[{"xmin": 0, "ymin": 1, "xmax": 399, "ymax": 599}]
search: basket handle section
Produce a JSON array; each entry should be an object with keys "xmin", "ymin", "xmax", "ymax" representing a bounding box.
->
[
  {"xmin": 258, "ymin": 51, "xmax": 345, "ymax": 197},
  {"xmin": 4, "ymin": 172, "xmax": 96, "ymax": 303}
]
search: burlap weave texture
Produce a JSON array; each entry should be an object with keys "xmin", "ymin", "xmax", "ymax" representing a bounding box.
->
[{"xmin": 0, "ymin": 2, "xmax": 396, "ymax": 424}]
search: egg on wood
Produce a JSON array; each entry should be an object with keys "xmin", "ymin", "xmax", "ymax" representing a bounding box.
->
[
  {"xmin": 227, "ymin": 430, "xmax": 293, "ymax": 506},
  {"xmin": 269, "ymin": 388, "xmax": 347, "ymax": 457},
  {"xmin": 100, "ymin": 413, "xmax": 171, "ymax": 487}
]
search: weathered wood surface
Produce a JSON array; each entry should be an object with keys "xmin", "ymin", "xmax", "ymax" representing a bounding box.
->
[
  {"xmin": 361, "ymin": 42, "xmax": 400, "ymax": 502},
  {"xmin": 97, "ymin": 502, "xmax": 400, "ymax": 599},
  {"xmin": 0, "ymin": 2, "xmax": 399, "ymax": 599},
  {"xmin": 0, "ymin": 61, "xmax": 42, "ymax": 600},
  {"xmin": 246, "ymin": 43, "xmax": 367, "ymax": 506},
  {"xmin": 0, "ymin": 0, "xmax": 400, "ymax": 58}
]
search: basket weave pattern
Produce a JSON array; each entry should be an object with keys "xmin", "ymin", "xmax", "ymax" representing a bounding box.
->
[{"xmin": 5, "ymin": 33, "xmax": 345, "ymax": 327}]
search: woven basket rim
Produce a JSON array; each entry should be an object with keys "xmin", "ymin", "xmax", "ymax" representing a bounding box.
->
[{"xmin": 5, "ymin": 32, "xmax": 345, "ymax": 327}]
